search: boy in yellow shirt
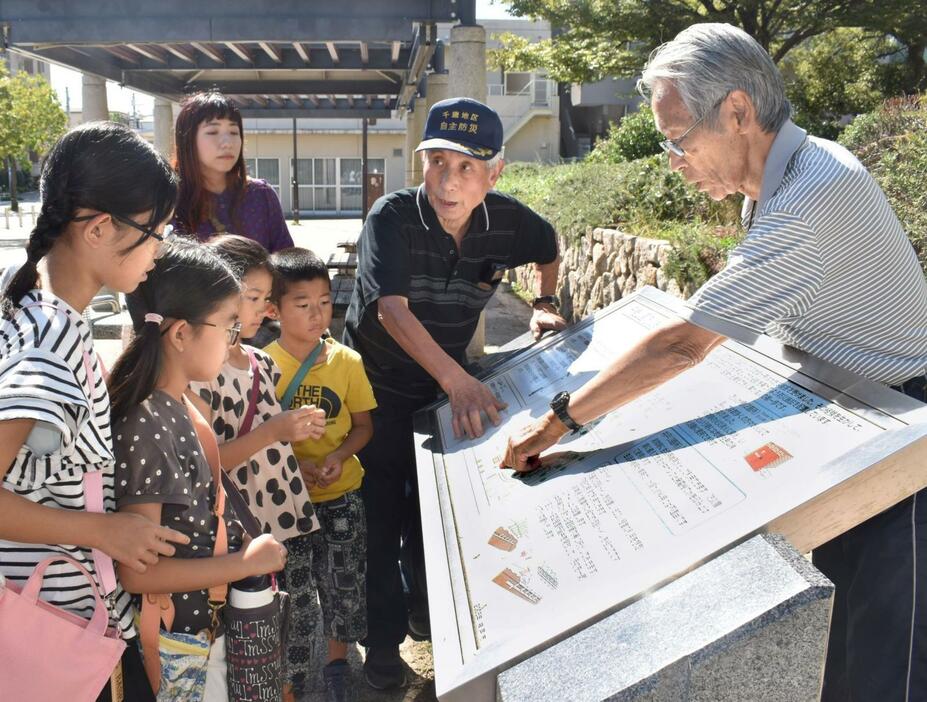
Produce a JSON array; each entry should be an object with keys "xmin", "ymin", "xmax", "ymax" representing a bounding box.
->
[{"xmin": 265, "ymin": 247, "xmax": 377, "ymax": 701}]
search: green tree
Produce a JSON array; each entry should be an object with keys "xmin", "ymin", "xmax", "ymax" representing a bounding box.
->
[
  {"xmin": 781, "ymin": 28, "xmax": 901, "ymax": 139},
  {"xmin": 489, "ymin": 0, "xmax": 907, "ymax": 84},
  {"xmin": 0, "ymin": 62, "xmax": 68, "ymax": 211},
  {"xmin": 868, "ymin": 7, "xmax": 927, "ymax": 94}
]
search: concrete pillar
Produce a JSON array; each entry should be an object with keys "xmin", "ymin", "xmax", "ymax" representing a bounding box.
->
[
  {"xmin": 450, "ymin": 25, "xmax": 489, "ymax": 358},
  {"xmin": 81, "ymin": 74, "xmax": 109, "ymax": 123},
  {"xmin": 153, "ymin": 98, "xmax": 174, "ymax": 160},
  {"xmin": 405, "ymin": 96, "xmax": 427, "ymax": 187},
  {"xmin": 426, "ymin": 71, "xmax": 450, "ymax": 111},
  {"xmin": 449, "ymin": 24, "xmax": 488, "ymax": 103}
]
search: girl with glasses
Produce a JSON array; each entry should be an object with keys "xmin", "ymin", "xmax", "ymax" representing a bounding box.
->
[
  {"xmin": 188, "ymin": 234, "xmax": 327, "ymax": 702},
  {"xmin": 109, "ymin": 238, "xmax": 288, "ymax": 701},
  {"xmin": 0, "ymin": 121, "xmax": 189, "ymax": 702}
]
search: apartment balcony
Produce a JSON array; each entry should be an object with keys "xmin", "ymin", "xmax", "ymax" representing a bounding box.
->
[{"xmin": 487, "ymin": 75, "xmax": 558, "ymax": 143}]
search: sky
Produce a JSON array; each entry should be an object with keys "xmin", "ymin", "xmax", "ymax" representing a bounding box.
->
[{"xmin": 49, "ymin": 0, "xmax": 517, "ymax": 116}]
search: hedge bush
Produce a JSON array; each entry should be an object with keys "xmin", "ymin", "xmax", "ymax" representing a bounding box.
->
[
  {"xmin": 586, "ymin": 106, "xmax": 663, "ymax": 163},
  {"xmin": 497, "ymin": 157, "xmax": 742, "ymax": 288},
  {"xmin": 499, "ymin": 157, "xmax": 739, "ymax": 239},
  {"xmin": 840, "ymin": 96, "xmax": 927, "ymax": 268}
]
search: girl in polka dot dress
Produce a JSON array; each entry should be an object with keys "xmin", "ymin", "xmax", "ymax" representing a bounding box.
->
[
  {"xmin": 188, "ymin": 234, "xmax": 327, "ymax": 701},
  {"xmin": 109, "ymin": 239, "xmax": 288, "ymax": 702}
]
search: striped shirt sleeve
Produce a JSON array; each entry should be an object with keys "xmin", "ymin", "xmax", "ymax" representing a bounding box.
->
[
  {"xmin": 687, "ymin": 211, "xmax": 824, "ymax": 333},
  {"xmin": 0, "ymin": 347, "xmax": 89, "ymax": 445}
]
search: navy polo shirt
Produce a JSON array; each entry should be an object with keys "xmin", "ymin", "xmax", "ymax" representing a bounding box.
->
[{"xmin": 343, "ymin": 185, "xmax": 558, "ymax": 406}]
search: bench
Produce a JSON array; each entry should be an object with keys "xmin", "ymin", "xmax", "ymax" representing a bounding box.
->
[
  {"xmin": 326, "ymin": 251, "xmax": 357, "ymax": 276},
  {"xmin": 330, "ymin": 275, "xmax": 355, "ymax": 310}
]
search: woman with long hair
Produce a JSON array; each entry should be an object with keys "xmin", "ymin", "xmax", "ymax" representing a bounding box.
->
[{"xmin": 172, "ymin": 91, "xmax": 294, "ymax": 252}]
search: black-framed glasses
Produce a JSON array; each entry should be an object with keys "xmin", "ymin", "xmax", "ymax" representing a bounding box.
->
[
  {"xmin": 658, "ymin": 95, "xmax": 727, "ymax": 158},
  {"xmin": 72, "ymin": 213, "xmax": 172, "ymax": 243},
  {"xmin": 191, "ymin": 320, "xmax": 242, "ymax": 346}
]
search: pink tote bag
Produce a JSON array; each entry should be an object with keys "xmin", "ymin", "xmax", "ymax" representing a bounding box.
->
[{"xmin": 0, "ymin": 555, "xmax": 126, "ymax": 701}]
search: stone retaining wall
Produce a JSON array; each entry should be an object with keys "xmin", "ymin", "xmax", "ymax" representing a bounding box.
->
[{"xmin": 509, "ymin": 226, "xmax": 694, "ymax": 322}]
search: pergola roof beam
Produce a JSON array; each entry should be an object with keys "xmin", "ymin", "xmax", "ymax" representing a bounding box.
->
[
  {"xmin": 238, "ymin": 106, "xmax": 392, "ymax": 119},
  {"xmin": 0, "ymin": 1, "xmax": 474, "ymax": 43},
  {"xmin": 397, "ymin": 24, "xmax": 436, "ymax": 116},
  {"xmin": 187, "ymin": 79, "xmax": 400, "ymax": 95},
  {"xmin": 126, "ymin": 43, "xmax": 167, "ymax": 63},
  {"xmin": 115, "ymin": 46, "xmax": 410, "ymax": 71},
  {"xmin": 258, "ymin": 42, "xmax": 283, "ymax": 63},
  {"xmin": 164, "ymin": 44, "xmax": 197, "ymax": 63},
  {"xmin": 190, "ymin": 42, "xmax": 224, "ymax": 64},
  {"xmin": 293, "ymin": 42, "xmax": 310, "ymax": 64},
  {"xmin": 0, "ymin": 0, "xmax": 476, "ymax": 118},
  {"xmin": 224, "ymin": 42, "xmax": 253, "ymax": 63},
  {"xmin": 325, "ymin": 42, "xmax": 340, "ymax": 64},
  {"xmin": 103, "ymin": 45, "xmax": 139, "ymax": 64}
]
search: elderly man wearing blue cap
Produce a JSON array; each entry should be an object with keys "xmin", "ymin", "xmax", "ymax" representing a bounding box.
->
[{"xmin": 343, "ymin": 96, "xmax": 566, "ymax": 688}]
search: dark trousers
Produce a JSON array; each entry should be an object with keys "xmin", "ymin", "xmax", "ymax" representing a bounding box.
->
[
  {"xmin": 813, "ymin": 375, "xmax": 927, "ymax": 701},
  {"xmin": 358, "ymin": 402, "xmax": 428, "ymax": 648}
]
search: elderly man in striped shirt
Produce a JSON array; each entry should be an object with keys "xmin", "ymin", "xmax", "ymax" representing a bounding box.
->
[{"xmin": 503, "ymin": 22, "xmax": 927, "ymax": 701}]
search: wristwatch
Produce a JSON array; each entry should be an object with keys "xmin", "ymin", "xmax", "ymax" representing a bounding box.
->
[
  {"xmin": 550, "ymin": 391, "xmax": 583, "ymax": 433},
  {"xmin": 532, "ymin": 294, "xmax": 560, "ymax": 311}
]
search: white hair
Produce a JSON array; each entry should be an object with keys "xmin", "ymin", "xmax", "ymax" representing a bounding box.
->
[
  {"xmin": 638, "ymin": 23, "xmax": 791, "ymax": 133},
  {"xmin": 484, "ymin": 150, "xmax": 504, "ymax": 171}
]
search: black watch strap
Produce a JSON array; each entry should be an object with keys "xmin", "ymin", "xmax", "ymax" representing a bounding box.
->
[
  {"xmin": 550, "ymin": 391, "xmax": 582, "ymax": 433},
  {"xmin": 532, "ymin": 295, "xmax": 559, "ymax": 309}
]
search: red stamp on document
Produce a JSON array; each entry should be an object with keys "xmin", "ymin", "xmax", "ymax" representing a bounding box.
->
[{"xmin": 745, "ymin": 442, "xmax": 792, "ymax": 471}]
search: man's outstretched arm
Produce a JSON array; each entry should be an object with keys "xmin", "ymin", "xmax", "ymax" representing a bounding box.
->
[{"xmin": 501, "ymin": 318, "xmax": 725, "ymax": 471}]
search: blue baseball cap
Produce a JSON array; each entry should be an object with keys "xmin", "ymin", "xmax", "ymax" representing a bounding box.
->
[{"xmin": 415, "ymin": 97, "xmax": 503, "ymax": 161}]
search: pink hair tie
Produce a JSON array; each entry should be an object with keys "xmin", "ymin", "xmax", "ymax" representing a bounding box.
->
[{"xmin": 144, "ymin": 313, "xmax": 164, "ymax": 325}]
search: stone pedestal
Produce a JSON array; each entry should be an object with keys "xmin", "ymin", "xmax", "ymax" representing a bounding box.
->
[
  {"xmin": 449, "ymin": 24, "xmax": 488, "ymax": 103},
  {"xmin": 81, "ymin": 74, "xmax": 108, "ymax": 123},
  {"xmin": 153, "ymin": 98, "xmax": 174, "ymax": 159},
  {"xmin": 405, "ymin": 96, "xmax": 427, "ymax": 187},
  {"xmin": 497, "ymin": 533, "xmax": 834, "ymax": 702},
  {"xmin": 467, "ymin": 314, "xmax": 487, "ymax": 358}
]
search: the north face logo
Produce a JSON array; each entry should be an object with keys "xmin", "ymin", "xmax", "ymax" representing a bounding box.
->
[{"xmin": 294, "ymin": 384, "xmax": 342, "ymax": 419}]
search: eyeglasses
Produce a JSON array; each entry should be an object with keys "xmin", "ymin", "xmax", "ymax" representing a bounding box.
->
[
  {"xmin": 191, "ymin": 320, "xmax": 242, "ymax": 346},
  {"xmin": 72, "ymin": 213, "xmax": 172, "ymax": 243},
  {"xmin": 658, "ymin": 95, "xmax": 727, "ymax": 158}
]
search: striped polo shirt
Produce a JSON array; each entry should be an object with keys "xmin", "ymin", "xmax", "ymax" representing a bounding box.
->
[
  {"xmin": 688, "ymin": 120, "xmax": 927, "ymax": 386},
  {"xmin": 0, "ymin": 290, "xmax": 135, "ymax": 635},
  {"xmin": 344, "ymin": 185, "xmax": 558, "ymax": 405}
]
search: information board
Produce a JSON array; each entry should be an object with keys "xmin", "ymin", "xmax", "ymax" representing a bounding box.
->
[{"xmin": 415, "ymin": 287, "xmax": 927, "ymax": 701}]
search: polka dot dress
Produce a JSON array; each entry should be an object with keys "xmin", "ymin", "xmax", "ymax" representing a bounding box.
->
[
  {"xmin": 114, "ymin": 390, "xmax": 244, "ymax": 634},
  {"xmin": 190, "ymin": 346, "xmax": 319, "ymax": 542}
]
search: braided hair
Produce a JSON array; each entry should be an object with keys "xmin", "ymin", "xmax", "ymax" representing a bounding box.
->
[{"xmin": 0, "ymin": 121, "xmax": 178, "ymax": 319}]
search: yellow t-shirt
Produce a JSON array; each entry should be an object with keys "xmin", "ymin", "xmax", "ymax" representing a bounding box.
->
[{"xmin": 265, "ymin": 338, "xmax": 377, "ymax": 502}]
